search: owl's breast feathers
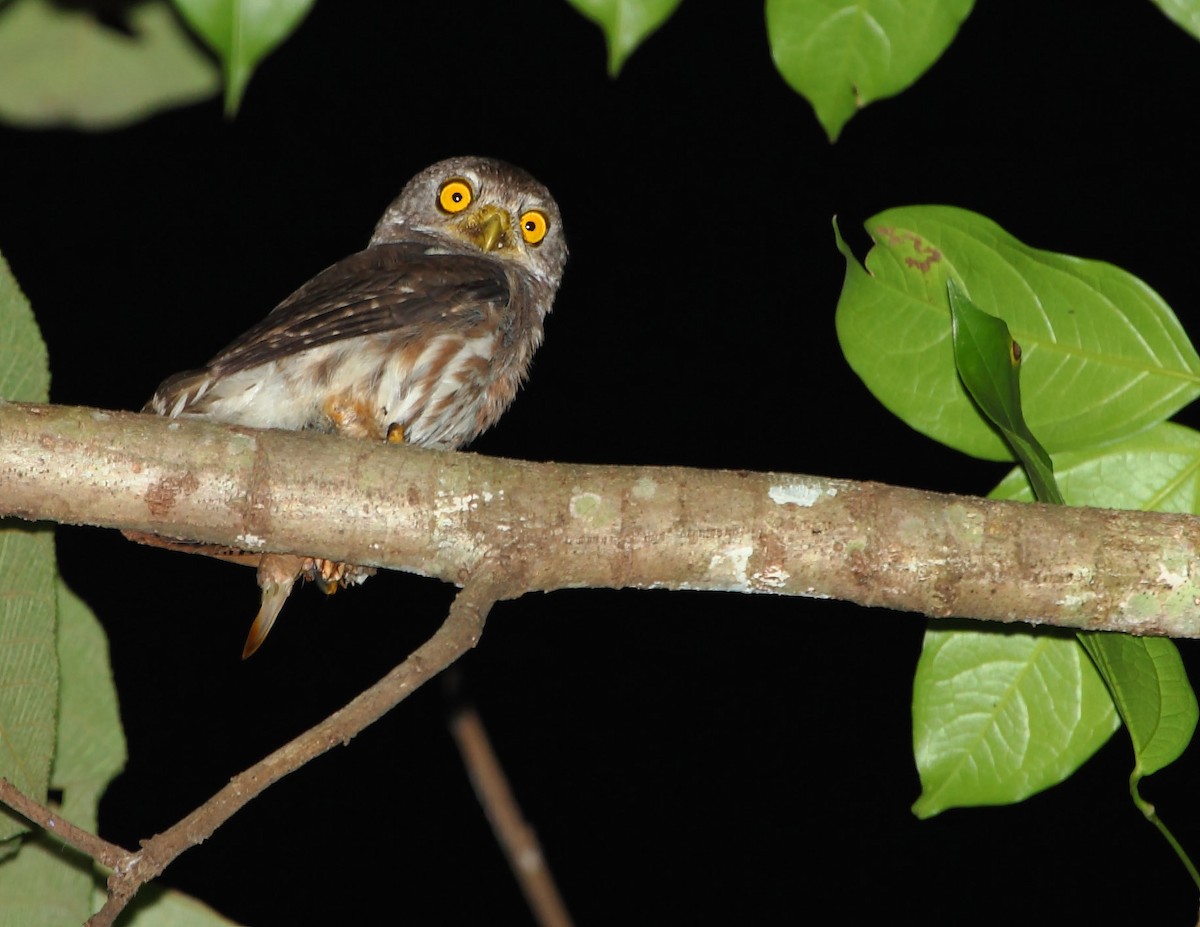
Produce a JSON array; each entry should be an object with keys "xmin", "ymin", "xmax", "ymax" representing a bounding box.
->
[{"xmin": 147, "ymin": 241, "xmax": 551, "ymax": 449}]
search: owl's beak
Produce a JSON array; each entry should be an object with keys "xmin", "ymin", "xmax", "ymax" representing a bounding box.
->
[{"xmin": 461, "ymin": 205, "xmax": 511, "ymax": 252}]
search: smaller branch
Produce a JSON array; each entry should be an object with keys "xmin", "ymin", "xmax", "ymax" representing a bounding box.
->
[
  {"xmin": 450, "ymin": 705, "xmax": 574, "ymax": 927},
  {"xmin": 0, "ymin": 778, "xmax": 131, "ymax": 869},
  {"xmin": 86, "ymin": 572, "xmax": 509, "ymax": 927}
]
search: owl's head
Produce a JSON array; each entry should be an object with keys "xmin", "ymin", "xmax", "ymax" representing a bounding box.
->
[{"xmin": 371, "ymin": 156, "xmax": 567, "ymax": 289}]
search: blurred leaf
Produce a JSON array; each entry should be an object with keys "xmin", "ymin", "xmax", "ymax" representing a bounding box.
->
[
  {"xmin": 766, "ymin": 0, "xmax": 974, "ymax": 141},
  {"xmin": 565, "ymin": 0, "xmax": 682, "ymax": 75},
  {"xmin": 0, "ymin": 826, "xmax": 92, "ymax": 925},
  {"xmin": 913, "ymin": 623, "xmax": 1119, "ymax": 817},
  {"xmin": 948, "ymin": 280, "xmax": 1061, "ymax": 503},
  {"xmin": 0, "ymin": 248, "xmax": 56, "ymax": 845},
  {"xmin": 0, "ymin": 582, "xmax": 136, "ymax": 925},
  {"xmin": 53, "ymin": 580, "xmax": 125, "ymax": 832},
  {"xmin": 0, "ymin": 0, "xmax": 219, "ymax": 130},
  {"xmin": 0, "ymin": 808, "xmax": 244, "ymax": 925},
  {"xmin": 1150, "ymin": 0, "xmax": 1200, "ymax": 41},
  {"xmin": 103, "ymin": 883, "xmax": 245, "ymax": 926},
  {"xmin": 0, "ymin": 528, "xmax": 57, "ymax": 845},
  {"xmin": 172, "ymin": 0, "xmax": 315, "ymax": 115},
  {"xmin": 0, "ymin": 249, "xmax": 48, "ymax": 402},
  {"xmin": 0, "ymin": 581, "xmax": 129, "ymax": 927},
  {"xmin": 835, "ymin": 208, "xmax": 1200, "ymax": 460}
]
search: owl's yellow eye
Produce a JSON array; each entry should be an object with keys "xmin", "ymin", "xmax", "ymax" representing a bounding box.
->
[
  {"xmin": 520, "ymin": 210, "xmax": 548, "ymax": 245},
  {"xmin": 438, "ymin": 179, "xmax": 473, "ymax": 213}
]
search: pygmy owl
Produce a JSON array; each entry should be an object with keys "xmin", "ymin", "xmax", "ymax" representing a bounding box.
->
[{"xmin": 145, "ymin": 156, "xmax": 567, "ymax": 656}]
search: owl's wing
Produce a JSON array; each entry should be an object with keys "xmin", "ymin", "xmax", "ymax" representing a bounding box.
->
[{"xmin": 207, "ymin": 241, "xmax": 511, "ymax": 376}]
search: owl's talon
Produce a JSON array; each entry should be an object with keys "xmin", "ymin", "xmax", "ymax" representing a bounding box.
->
[
  {"xmin": 312, "ymin": 558, "xmax": 374, "ymax": 592},
  {"xmin": 322, "ymin": 396, "xmax": 385, "ymax": 440},
  {"xmin": 386, "ymin": 422, "xmax": 405, "ymax": 444}
]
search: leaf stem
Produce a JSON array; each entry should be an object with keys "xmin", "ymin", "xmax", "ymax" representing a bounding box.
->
[{"xmin": 1131, "ymin": 778, "xmax": 1200, "ymax": 891}]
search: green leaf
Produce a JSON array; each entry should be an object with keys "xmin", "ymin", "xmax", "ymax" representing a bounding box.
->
[
  {"xmin": 990, "ymin": 425, "xmax": 1200, "ymax": 779},
  {"xmin": 948, "ymin": 280, "xmax": 1061, "ymax": 504},
  {"xmin": 912, "ymin": 624, "xmax": 1119, "ymax": 818},
  {"xmin": 766, "ymin": 0, "xmax": 974, "ymax": 141},
  {"xmin": 1079, "ymin": 634, "xmax": 1196, "ymax": 779},
  {"xmin": 171, "ymin": 0, "xmax": 315, "ymax": 115},
  {"xmin": 991, "ymin": 421, "xmax": 1200, "ymax": 513},
  {"xmin": 1078, "ymin": 630, "xmax": 1200, "ymax": 887},
  {"xmin": 991, "ymin": 424, "xmax": 1200, "ymax": 878},
  {"xmin": 835, "ymin": 208, "xmax": 1200, "ymax": 460},
  {"xmin": 935, "ymin": 284, "xmax": 1172, "ymax": 822},
  {"xmin": 564, "ymin": 0, "xmax": 682, "ymax": 75},
  {"xmin": 0, "ymin": 248, "xmax": 56, "ymax": 845},
  {"xmin": 0, "ymin": 0, "xmax": 219, "ymax": 130},
  {"xmin": 990, "ymin": 424, "xmax": 1200, "ymax": 774},
  {"xmin": 1150, "ymin": 0, "xmax": 1200, "ymax": 42}
]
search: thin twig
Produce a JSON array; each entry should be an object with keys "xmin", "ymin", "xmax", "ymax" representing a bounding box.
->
[
  {"xmin": 451, "ymin": 705, "xmax": 574, "ymax": 927},
  {"xmin": 0, "ymin": 777, "xmax": 131, "ymax": 869},
  {"xmin": 86, "ymin": 573, "xmax": 508, "ymax": 927}
]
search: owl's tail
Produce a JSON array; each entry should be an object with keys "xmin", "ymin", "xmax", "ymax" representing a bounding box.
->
[{"xmin": 243, "ymin": 553, "xmax": 307, "ymax": 659}]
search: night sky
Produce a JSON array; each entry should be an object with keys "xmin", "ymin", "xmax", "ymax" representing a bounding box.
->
[{"xmin": 5, "ymin": 1, "xmax": 1200, "ymax": 923}]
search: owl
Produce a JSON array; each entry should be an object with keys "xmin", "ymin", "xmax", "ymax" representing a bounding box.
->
[{"xmin": 145, "ymin": 156, "xmax": 567, "ymax": 656}]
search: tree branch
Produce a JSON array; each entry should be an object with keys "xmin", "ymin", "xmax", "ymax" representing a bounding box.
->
[
  {"xmin": 0, "ymin": 778, "xmax": 131, "ymax": 869},
  {"xmin": 84, "ymin": 571, "xmax": 508, "ymax": 927},
  {"xmin": 3, "ymin": 401, "xmax": 1200, "ymax": 637},
  {"xmin": 450, "ymin": 705, "xmax": 574, "ymax": 927}
]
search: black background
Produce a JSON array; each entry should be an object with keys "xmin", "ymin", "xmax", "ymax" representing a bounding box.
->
[{"xmin": 4, "ymin": 1, "xmax": 1200, "ymax": 923}]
